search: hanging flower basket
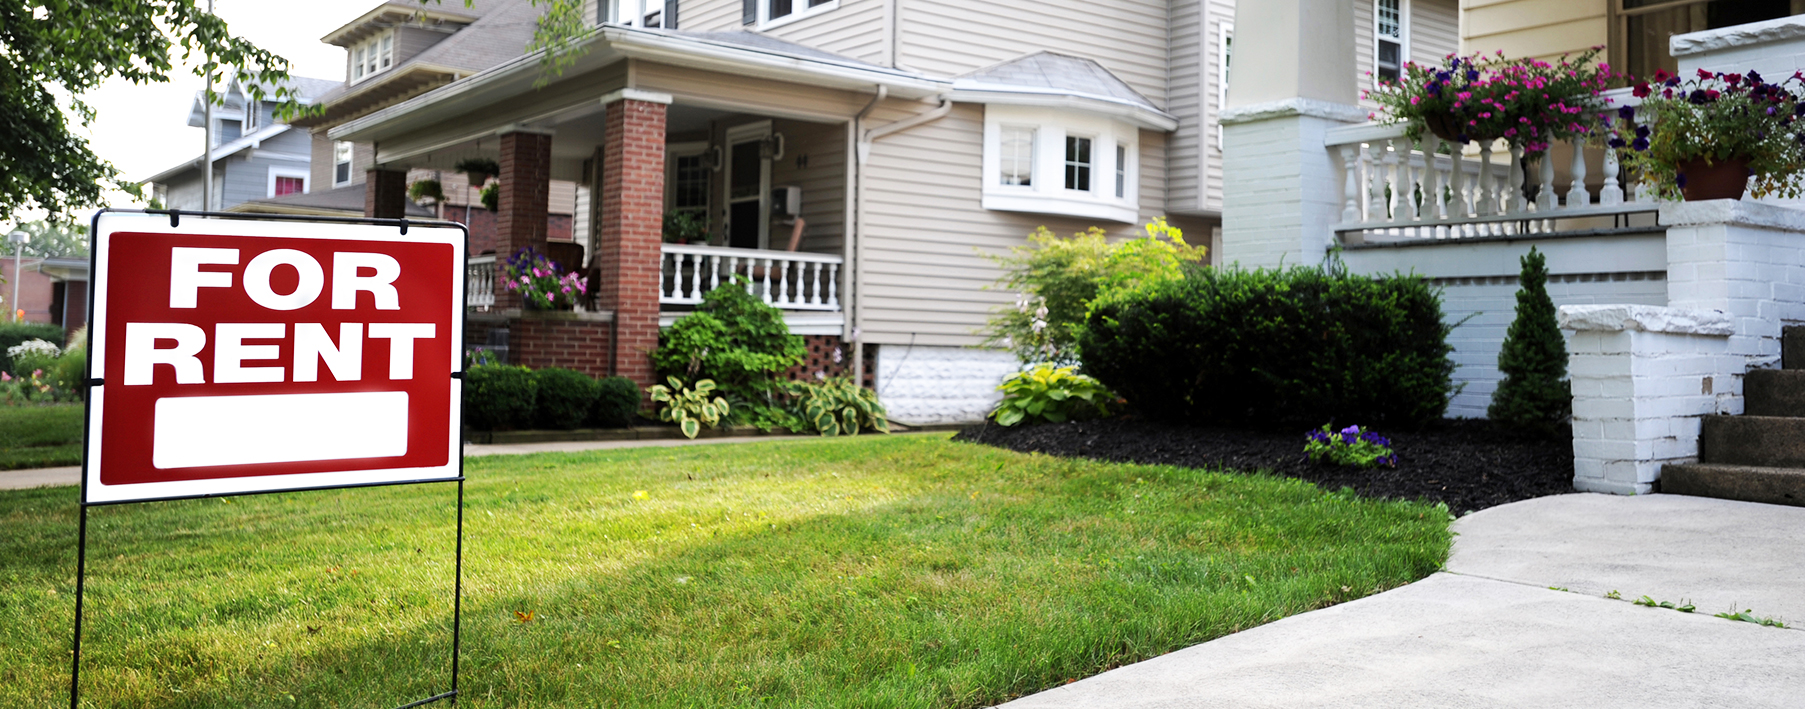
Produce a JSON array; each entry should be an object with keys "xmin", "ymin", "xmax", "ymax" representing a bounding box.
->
[
  {"xmin": 1611, "ymin": 68, "xmax": 1805, "ymax": 202},
  {"xmin": 1366, "ymin": 48, "xmax": 1615, "ymax": 155}
]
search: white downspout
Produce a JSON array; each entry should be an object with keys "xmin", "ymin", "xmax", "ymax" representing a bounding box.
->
[{"xmin": 848, "ymin": 85, "xmax": 885, "ymax": 387}]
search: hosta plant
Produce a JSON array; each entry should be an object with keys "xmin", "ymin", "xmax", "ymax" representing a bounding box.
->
[
  {"xmin": 990, "ymin": 364, "xmax": 1114, "ymax": 426},
  {"xmin": 1304, "ymin": 424, "xmax": 1399, "ymax": 469},
  {"xmin": 649, "ymin": 376, "xmax": 729, "ymax": 439},
  {"xmin": 783, "ymin": 378, "xmax": 889, "ymax": 436}
]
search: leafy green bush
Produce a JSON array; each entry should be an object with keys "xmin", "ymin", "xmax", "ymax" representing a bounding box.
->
[
  {"xmin": 0, "ymin": 323, "xmax": 64, "ymax": 374},
  {"xmin": 1304, "ymin": 424, "xmax": 1398, "ymax": 468},
  {"xmin": 652, "ymin": 277, "xmax": 804, "ymax": 397},
  {"xmin": 990, "ymin": 364, "xmax": 1115, "ymax": 426},
  {"xmin": 1079, "ymin": 265, "xmax": 1456, "ymax": 426},
  {"xmin": 982, "ymin": 218, "xmax": 1205, "ymax": 365},
  {"xmin": 532, "ymin": 367, "xmax": 599, "ymax": 430},
  {"xmin": 782, "ymin": 378, "xmax": 888, "ymax": 436},
  {"xmin": 593, "ymin": 376, "xmax": 641, "ymax": 428},
  {"xmin": 649, "ymin": 376, "xmax": 729, "ymax": 439},
  {"xmin": 464, "ymin": 364, "xmax": 537, "ymax": 431},
  {"xmin": 1489, "ymin": 247, "xmax": 1570, "ymax": 433}
]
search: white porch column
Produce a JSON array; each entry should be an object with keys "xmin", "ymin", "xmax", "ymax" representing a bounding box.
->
[{"xmin": 1219, "ymin": 0, "xmax": 1363, "ymax": 268}]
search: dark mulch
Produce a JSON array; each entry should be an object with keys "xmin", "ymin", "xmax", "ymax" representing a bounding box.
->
[{"xmin": 953, "ymin": 418, "xmax": 1573, "ymax": 515}]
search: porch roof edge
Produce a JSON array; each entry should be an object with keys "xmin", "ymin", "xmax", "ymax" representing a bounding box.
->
[{"xmin": 329, "ymin": 25, "xmax": 949, "ymax": 144}]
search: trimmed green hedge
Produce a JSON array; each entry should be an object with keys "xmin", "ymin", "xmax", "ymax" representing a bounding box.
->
[
  {"xmin": 465, "ymin": 365, "xmax": 537, "ymax": 431},
  {"xmin": 593, "ymin": 376, "xmax": 641, "ymax": 428},
  {"xmin": 533, "ymin": 367, "xmax": 600, "ymax": 430},
  {"xmin": 1078, "ymin": 266, "xmax": 1456, "ymax": 426}
]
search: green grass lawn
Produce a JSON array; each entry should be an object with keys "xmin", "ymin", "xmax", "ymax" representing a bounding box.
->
[
  {"xmin": 0, "ymin": 403, "xmax": 84, "ymax": 470},
  {"xmin": 0, "ymin": 434, "xmax": 1450, "ymax": 708}
]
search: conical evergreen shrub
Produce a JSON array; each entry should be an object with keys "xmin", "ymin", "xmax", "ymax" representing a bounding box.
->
[{"xmin": 1489, "ymin": 246, "xmax": 1571, "ymax": 432}]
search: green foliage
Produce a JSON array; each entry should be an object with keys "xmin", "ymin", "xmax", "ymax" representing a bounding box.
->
[
  {"xmin": 990, "ymin": 364, "xmax": 1115, "ymax": 426},
  {"xmin": 0, "ymin": 323, "xmax": 64, "ymax": 374},
  {"xmin": 1715, "ymin": 608, "xmax": 1786, "ymax": 628},
  {"xmin": 649, "ymin": 376, "xmax": 729, "ymax": 439},
  {"xmin": 983, "ymin": 218, "xmax": 1205, "ymax": 365},
  {"xmin": 532, "ymin": 367, "xmax": 600, "ymax": 430},
  {"xmin": 1, "ymin": 0, "xmax": 317, "ymax": 223},
  {"xmin": 1079, "ymin": 265, "xmax": 1456, "ymax": 426},
  {"xmin": 592, "ymin": 376, "xmax": 641, "ymax": 428},
  {"xmin": 464, "ymin": 364, "xmax": 538, "ymax": 431},
  {"xmin": 480, "ymin": 182, "xmax": 499, "ymax": 211},
  {"xmin": 652, "ymin": 277, "xmax": 804, "ymax": 398},
  {"xmin": 0, "ymin": 221, "xmax": 89, "ymax": 258},
  {"xmin": 663, "ymin": 210, "xmax": 709, "ymax": 244},
  {"xmin": 781, "ymin": 378, "xmax": 889, "ymax": 436},
  {"xmin": 408, "ymin": 179, "xmax": 444, "ymax": 203},
  {"xmin": 1304, "ymin": 424, "xmax": 1399, "ymax": 468},
  {"xmin": 1489, "ymin": 247, "xmax": 1570, "ymax": 433}
]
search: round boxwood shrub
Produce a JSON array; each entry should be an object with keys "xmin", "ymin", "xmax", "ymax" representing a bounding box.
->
[
  {"xmin": 593, "ymin": 376, "xmax": 641, "ymax": 428},
  {"xmin": 464, "ymin": 364, "xmax": 537, "ymax": 430},
  {"xmin": 533, "ymin": 367, "xmax": 600, "ymax": 430},
  {"xmin": 1078, "ymin": 265, "xmax": 1456, "ymax": 427}
]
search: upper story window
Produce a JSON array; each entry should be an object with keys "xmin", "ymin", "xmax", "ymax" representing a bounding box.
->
[
  {"xmin": 1064, "ymin": 136, "xmax": 1092, "ymax": 192},
  {"xmin": 999, "ymin": 127, "xmax": 1034, "ymax": 186},
  {"xmin": 350, "ymin": 30, "xmax": 394, "ymax": 84},
  {"xmin": 243, "ymin": 101, "xmax": 259, "ymax": 133},
  {"xmin": 606, "ymin": 0, "xmax": 667, "ymax": 28},
  {"xmin": 333, "ymin": 141, "xmax": 354, "ymax": 186},
  {"xmin": 1375, "ymin": 0, "xmax": 1406, "ymax": 84},
  {"xmin": 746, "ymin": 0, "xmax": 837, "ymax": 29},
  {"xmin": 982, "ymin": 106, "xmax": 1138, "ymax": 224}
]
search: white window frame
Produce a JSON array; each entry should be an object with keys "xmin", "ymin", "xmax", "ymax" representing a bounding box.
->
[
  {"xmin": 243, "ymin": 99, "xmax": 260, "ymax": 134},
  {"xmin": 267, "ymin": 167, "xmax": 310, "ymax": 198},
  {"xmin": 981, "ymin": 105, "xmax": 1138, "ymax": 224},
  {"xmin": 605, "ymin": 0, "xmax": 667, "ymax": 27},
  {"xmin": 759, "ymin": 0, "xmax": 839, "ymax": 30},
  {"xmin": 1374, "ymin": 0, "xmax": 1409, "ymax": 87},
  {"xmin": 1063, "ymin": 134, "xmax": 1096, "ymax": 193},
  {"xmin": 333, "ymin": 141, "xmax": 355, "ymax": 187},
  {"xmin": 1216, "ymin": 21, "xmax": 1233, "ymax": 152},
  {"xmin": 349, "ymin": 30, "xmax": 395, "ymax": 85},
  {"xmin": 997, "ymin": 125, "xmax": 1037, "ymax": 188}
]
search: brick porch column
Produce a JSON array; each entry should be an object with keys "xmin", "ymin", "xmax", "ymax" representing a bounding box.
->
[
  {"xmin": 364, "ymin": 168, "xmax": 408, "ymax": 219},
  {"xmin": 496, "ymin": 130, "xmax": 554, "ymax": 311},
  {"xmin": 595, "ymin": 93, "xmax": 669, "ymax": 389}
]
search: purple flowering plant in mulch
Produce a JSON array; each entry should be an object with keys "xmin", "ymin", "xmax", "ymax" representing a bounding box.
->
[{"xmin": 1304, "ymin": 424, "xmax": 1399, "ymax": 469}]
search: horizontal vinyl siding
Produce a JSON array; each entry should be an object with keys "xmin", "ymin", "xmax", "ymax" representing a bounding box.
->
[
  {"xmin": 1167, "ymin": 0, "xmax": 1204, "ymax": 214},
  {"xmin": 632, "ymin": 62, "xmax": 870, "ymax": 121},
  {"xmin": 898, "ymin": 0, "xmax": 1169, "ymax": 107},
  {"xmin": 857, "ymin": 103, "xmax": 1168, "ymax": 347},
  {"xmin": 1461, "ymin": 0, "xmax": 1608, "ymax": 59},
  {"xmin": 1203, "ymin": 0, "xmax": 1233, "ymax": 212},
  {"xmin": 1413, "ymin": 0, "xmax": 1459, "ymax": 65},
  {"xmin": 220, "ymin": 158, "xmax": 269, "ymax": 209},
  {"xmin": 769, "ymin": 119, "xmax": 848, "ymax": 255},
  {"xmin": 395, "ymin": 27, "xmax": 451, "ymax": 66},
  {"xmin": 763, "ymin": 0, "xmax": 886, "ymax": 65}
]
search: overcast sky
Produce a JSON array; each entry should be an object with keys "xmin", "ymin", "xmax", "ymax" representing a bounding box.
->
[{"xmin": 80, "ymin": 0, "xmax": 375, "ymax": 206}]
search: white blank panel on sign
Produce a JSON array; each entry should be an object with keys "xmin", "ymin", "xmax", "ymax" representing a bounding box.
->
[{"xmin": 153, "ymin": 392, "xmax": 410, "ymax": 469}]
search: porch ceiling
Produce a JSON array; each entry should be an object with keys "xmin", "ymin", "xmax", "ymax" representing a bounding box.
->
[{"xmin": 330, "ymin": 26, "xmax": 946, "ymax": 169}]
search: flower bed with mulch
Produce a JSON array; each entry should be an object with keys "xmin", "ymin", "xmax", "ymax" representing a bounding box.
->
[{"xmin": 955, "ymin": 418, "xmax": 1574, "ymax": 516}]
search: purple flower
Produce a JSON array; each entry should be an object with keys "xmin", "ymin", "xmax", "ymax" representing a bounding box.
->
[
  {"xmin": 1617, "ymin": 105, "xmax": 1635, "ymax": 120},
  {"xmin": 1676, "ymin": 173, "xmax": 1689, "ymax": 188}
]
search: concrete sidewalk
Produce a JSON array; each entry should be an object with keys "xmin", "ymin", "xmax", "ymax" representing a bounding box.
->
[
  {"xmin": 0, "ymin": 433, "xmax": 948, "ymax": 490},
  {"xmin": 998, "ymin": 493, "xmax": 1805, "ymax": 708}
]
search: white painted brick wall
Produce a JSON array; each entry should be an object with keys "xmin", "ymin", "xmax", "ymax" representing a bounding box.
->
[
  {"xmin": 875, "ymin": 345, "xmax": 1018, "ymax": 426},
  {"xmin": 1220, "ymin": 112, "xmax": 1355, "ymax": 269}
]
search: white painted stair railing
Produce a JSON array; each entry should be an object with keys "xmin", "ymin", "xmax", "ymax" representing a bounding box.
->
[{"xmin": 467, "ymin": 254, "xmax": 496, "ymax": 309}]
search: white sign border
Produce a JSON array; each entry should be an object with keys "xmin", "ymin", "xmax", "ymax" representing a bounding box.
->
[{"xmin": 84, "ymin": 211, "xmax": 467, "ymax": 505}]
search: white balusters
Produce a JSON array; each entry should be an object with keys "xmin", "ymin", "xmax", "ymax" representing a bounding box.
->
[
  {"xmin": 1340, "ymin": 145, "xmax": 1360, "ymax": 224},
  {"xmin": 1600, "ymin": 146, "xmax": 1623, "ymax": 206},
  {"xmin": 1367, "ymin": 143, "xmax": 1386, "ymax": 221},
  {"xmin": 1391, "ymin": 137, "xmax": 1414, "ymax": 224},
  {"xmin": 1431, "ymin": 138, "xmax": 1451, "ymax": 223},
  {"xmin": 1565, "ymin": 139, "xmax": 1590, "ymax": 209},
  {"xmin": 1506, "ymin": 145, "xmax": 1525, "ymax": 215},
  {"xmin": 1449, "ymin": 141, "xmax": 1468, "ymax": 222},
  {"xmin": 826, "ymin": 263, "xmax": 839, "ymax": 308},
  {"xmin": 1536, "ymin": 152, "xmax": 1556, "ymax": 213}
]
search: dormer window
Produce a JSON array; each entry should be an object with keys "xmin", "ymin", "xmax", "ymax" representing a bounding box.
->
[
  {"xmin": 747, "ymin": 0, "xmax": 837, "ymax": 28},
  {"xmin": 243, "ymin": 100, "xmax": 259, "ymax": 133},
  {"xmin": 606, "ymin": 0, "xmax": 667, "ymax": 27},
  {"xmin": 350, "ymin": 30, "xmax": 395, "ymax": 84}
]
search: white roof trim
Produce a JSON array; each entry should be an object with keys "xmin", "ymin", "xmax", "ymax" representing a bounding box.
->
[
  {"xmin": 949, "ymin": 82, "xmax": 1177, "ymax": 131},
  {"xmin": 329, "ymin": 26, "xmax": 949, "ymax": 143},
  {"xmin": 143, "ymin": 124, "xmax": 295, "ymax": 184}
]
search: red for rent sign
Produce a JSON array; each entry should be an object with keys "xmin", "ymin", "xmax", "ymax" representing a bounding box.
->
[{"xmin": 85, "ymin": 213, "xmax": 466, "ymax": 504}]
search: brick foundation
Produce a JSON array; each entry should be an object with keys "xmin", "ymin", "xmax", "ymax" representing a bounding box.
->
[{"xmin": 511, "ymin": 315, "xmax": 614, "ymax": 378}]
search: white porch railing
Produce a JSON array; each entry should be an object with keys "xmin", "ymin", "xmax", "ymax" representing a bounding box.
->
[
  {"xmin": 1326, "ymin": 90, "xmax": 1657, "ymax": 239},
  {"xmin": 468, "ymin": 254, "xmax": 496, "ymax": 310},
  {"xmin": 661, "ymin": 244, "xmax": 842, "ymax": 311}
]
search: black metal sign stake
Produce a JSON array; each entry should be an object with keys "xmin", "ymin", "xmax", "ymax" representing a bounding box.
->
[{"xmin": 67, "ymin": 209, "xmax": 471, "ymax": 709}]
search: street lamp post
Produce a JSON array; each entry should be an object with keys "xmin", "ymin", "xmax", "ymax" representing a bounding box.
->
[{"xmin": 7, "ymin": 231, "xmax": 28, "ymax": 323}]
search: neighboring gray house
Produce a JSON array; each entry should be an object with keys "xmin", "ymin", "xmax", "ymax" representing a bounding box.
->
[{"xmin": 145, "ymin": 77, "xmax": 340, "ymax": 212}]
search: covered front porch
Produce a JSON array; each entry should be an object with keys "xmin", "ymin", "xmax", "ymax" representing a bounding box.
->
[{"xmin": 334, "ymin": 27, "xmax": 947, "ymax": 384}]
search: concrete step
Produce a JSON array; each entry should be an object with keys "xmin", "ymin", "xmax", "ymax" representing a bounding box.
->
[
  {"xmin": 1786, "ymin": 326, "xmax": 1805, "ymax": 370},
  {"xmin": 1661, "ymin": 463, "xmax": 1805, "ymax": 507},
  {"xmin": 1698, "ymin": 415, "xmax": 1805, "ymax": 467},
  {"xmin": 1742, "ymin": 369, "xmax": 1805, "ymax": 417}
]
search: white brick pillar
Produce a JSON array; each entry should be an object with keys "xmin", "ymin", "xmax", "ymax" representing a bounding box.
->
[
  {"xmin": 1219, "ymin": 101, "xmax": 1367, "ymax": 268},
  {"xmin": 1561, "ymin": 305, "xmax": 1738, "ymax": 495}
]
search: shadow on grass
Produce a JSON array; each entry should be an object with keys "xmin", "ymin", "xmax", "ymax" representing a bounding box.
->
[{"xmin": 0, "ymin": 436, "xmax": 1449, "ymax": 708}]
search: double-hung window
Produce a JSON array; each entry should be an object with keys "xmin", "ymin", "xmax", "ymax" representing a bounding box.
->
[
  {"xmin": 748, "ymin": 0, "xmax": 837, "ymax": 28},
  {"xmin": 349, "ymin": 31, "xmax": 394, "ymax": 84},
  {"xmin": 1064, "ymin": 136, "xmax": 1093, "ymax": 192},
  {"xmin": 999, "ymin": 127, "xmax": 1035, "ymax": 187},
  {"xmin": 1114, "ymin": 144, "xmax": 1127, "ymax": 199},
  {"xmin": 1374, "ymin": 0, "xmax": 1405, "ymax": 83},
  {"xmin": 333, "ymin": 141, "xmax": 354, "ymax": 186},
  {"xmin": 606, "ymin": 0, "xmax": 668, "ymax": 27}
]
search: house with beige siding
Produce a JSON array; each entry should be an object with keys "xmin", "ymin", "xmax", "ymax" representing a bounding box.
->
[{"xmin": 291, "ymin": 0, "xmax": 1494, "ymax": 424}]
